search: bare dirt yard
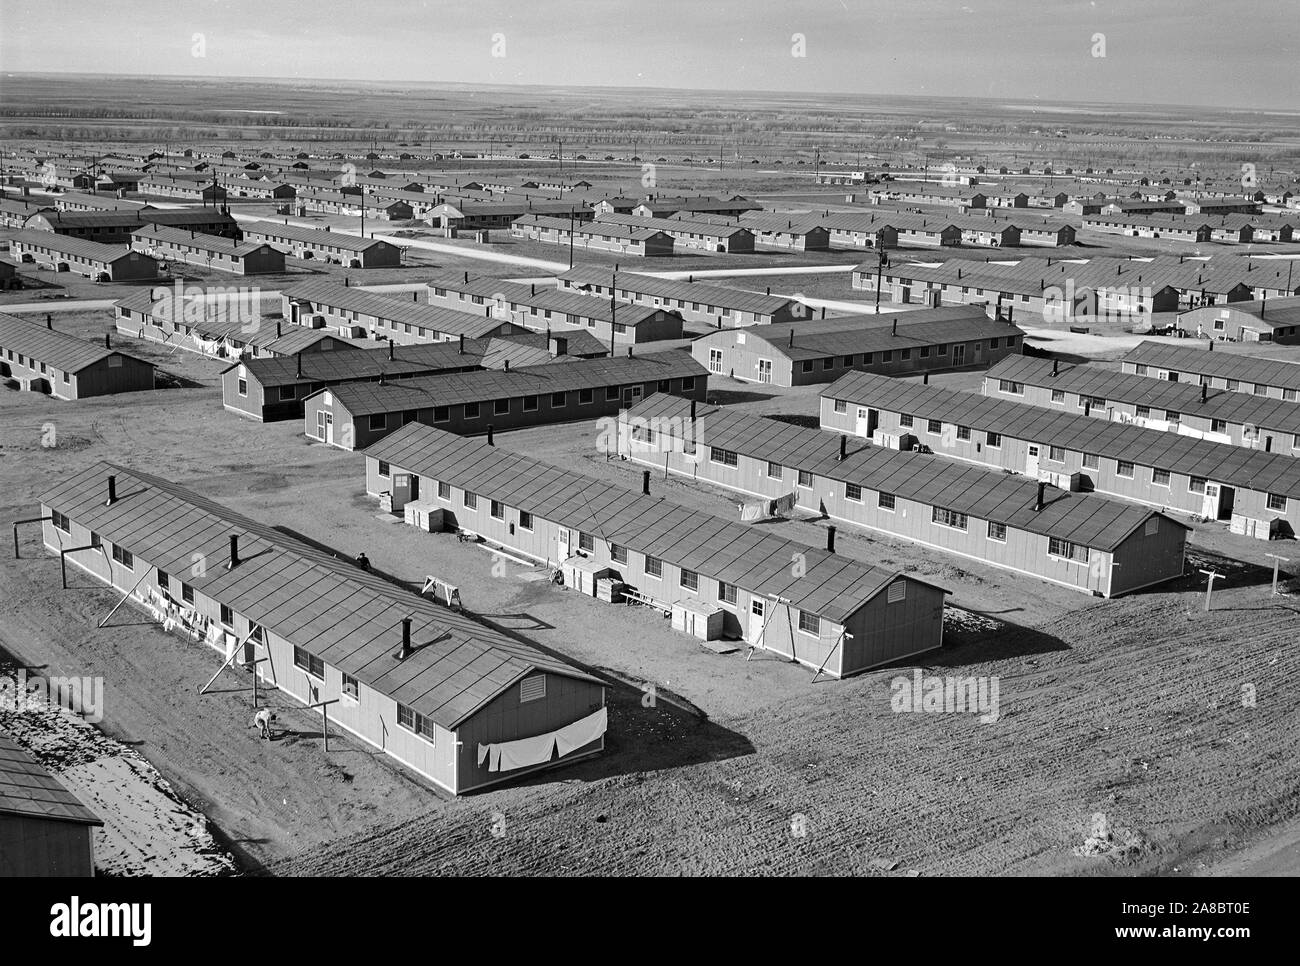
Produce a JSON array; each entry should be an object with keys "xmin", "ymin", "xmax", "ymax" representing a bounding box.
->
[{"xmin": 0, "ymin": 309, "xmax": 1297, "ymax": 876}]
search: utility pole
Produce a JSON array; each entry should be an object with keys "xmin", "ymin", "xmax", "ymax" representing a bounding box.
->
[
  {"xmin": 874, "ymin": 246, "xmax": 888, "ymax": 314},
  {"xmin": 568, "ymin": 208, "xmax": 575, "ymax": 269}
]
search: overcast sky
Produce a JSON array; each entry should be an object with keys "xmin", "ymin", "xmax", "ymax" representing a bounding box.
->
[{"xmin": 1, "ymin": 0, "xmax": 1296, "ymax": 112}]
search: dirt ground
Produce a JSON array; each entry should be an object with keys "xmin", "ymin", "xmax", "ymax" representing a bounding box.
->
[{"xmin": 1, "ymin": 306, "xmax": 1298, "ymax": 876}]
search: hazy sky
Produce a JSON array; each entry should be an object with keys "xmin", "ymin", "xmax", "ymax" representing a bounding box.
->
[{"xmin": 1, "ymin": 0, "xmax": 1296, "ymax": 112}]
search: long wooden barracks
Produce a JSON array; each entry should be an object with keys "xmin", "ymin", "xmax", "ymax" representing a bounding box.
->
[
  {"xmin": 556, "ymin": 266, "xmax": 811, "ymax": 327},
  {"xmin": 689, "ymin": 305, "xmax": 1024, "ymax": 387},
  {"xmin": 0, "ymin": 311, "xmax": 155, "ymax": 399},
  {"xmin": 363, "ymin": 423, "xmax": 949, "ymax": 676},
  {"xmin": 984, "ymin": 354, "xmax": 1300, "ymax": 452},
  {"xmin": 1120, "ymin": 341, "xmax": 1300, "ymax": 401},
  {"xmin": 38, "ymin": 463, "xmax": 607, "ymax": 794},
  {"xmin": 304, "ymin": 349, "xmax": 708, "ymax": 450},
  {"xmin": 823, "ymin": 370, "xmax": 1300, "ymax": 539},
  {"xmin": 619, "ymin": 395, "xmax": 1188, "ymax": 597}
]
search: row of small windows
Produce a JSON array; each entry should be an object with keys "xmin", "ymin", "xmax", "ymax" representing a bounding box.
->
[
  {"xmin": 355, "ymin": 380, "xmax": 697, "ymax": 432},
  {"xmin": 1133, "ymin": 364, "xmax": 1300, "ymax": 401}
]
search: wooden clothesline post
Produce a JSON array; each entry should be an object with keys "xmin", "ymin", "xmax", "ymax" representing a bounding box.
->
[
  {"xmin": 308, "ymin": 698, "xmax": 340, "ymax": 752},
  {"xmin": 1199, "ymin": 569, "xmax": 1221, "ymax": 612},
  {"xmin": 1264, "ymin": 553, "xmax": 1289, "ymax": 596}
]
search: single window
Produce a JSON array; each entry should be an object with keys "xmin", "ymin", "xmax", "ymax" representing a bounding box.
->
[
  {"xmin": 645, "ymin": 554, "xmax": 662, "ymax": 578},
  {"xmin": 237, "ymin": 378, "xmax": 248, "ymax": 396},
  {"xmin": 1152, "ymin": 468, "xmax": 1170, "ymax": 486},
  {"xmin": 436, "ymin": 480, "xmax": 451, "ymax": 500},
  {"xmin": 1267, "ymin": 493, "xmax": 1287, "ymax": 512},
  {"xmin": 519, "ymin": 510, "xmax": 533, "ymax": 530},
  {"xmin": 1144, "ymin": 518, "xmax": 1159, "ymax": 536},
  {"xmin": 956, "ymin": 425, "xmax": 971, "ymax": 441},
  {"xmin": 1049, "ymin": 445, "xmax": 1065, "ymax": 462},
  {"xmin": 111, "ymin": 544, "xmax": 134, "ymax": 567},
  {"xmin": 463, "ymin": 491, "xmax": 477, "ymax": 509},
  {"xmin": 879, "ymin": 491, "xmax": 896, "ymax": 511},
  {"xmin": 710, "ymin": 446, "xmax": 738, "ymax": 467},
  {"xmin": 182, "ymin": 583, "xmax": 194, "ymax": 605},
  {"xmin": 846, "ymin": 482, "xmax": 862, "ymax": 501},
  {"xmin": 834, "ymin": 399, "xmax": 847, "ymax": 413},
  {"xmin": 578, "ymin": 531, "xmax": 594, "ymax": 553},
  {"xmin": 494, "ymin": 398, "xmax": 510, "ymax": 415},
  {"xmin": 368, "ymin": 413, "xmax": 387, "ymax": 432},
  {"xmin": 927, "ymin": 419, "xmax": 942, "ymax": 435},
  {"xmin": 986, "ymin": 432, "xmax": 1001, "ymax": 448},
  {"xmin": 293, "ymin": 645, "xmax": 325, "ymax": 678},
  {"xmin": 490, "ymin": 499, "xmax": 505, "ymax": 520},
  {"xmin": 606, "ymin": 386, "xmax": 621, "ymax": 401},
  {"xmin": 52, "ymin": 510, "xmax": 70, "ymax": 533},
  {"xmin": 1188, "ymin": 476, "xmax": 1207, "ymax": 494},
  {"xmin": 551, "ymin": 391, "xmax": 566, "ymax": 407},
  {"xmin": 999, "ymin": 379, "xmax": 1024, "ymax": 395},
  {"xmin": 718, "ymin": 581, "xmax": 736, "ymax": 605},
  {"xmin": 464, "ymin": 402, "xmax": 480, "ymax": 419},
  {"xmin": 767, "ymin": 461, "xmax": 783, "ymax": 480},
  {"xmin": 1050, "ymin": 389, "xmax": 1065, "ymax": 404},
  {"xmin": 611, "ymin": 543, "xmax": 628, "ymax": 564},
  {"xmin": 342, "ymin": 674, "xmax": 359, "ymax": 701},
  {"xmin": 987, "ymin": 521, "xmax": 1007, "ymax": 542},
  {"xmin": 932, "ymin": 506, "xmax": 968, "ymax": 531},
  {"xmin": 278, "ymin": 385, "xmax": 295, "ymax": 401},
  {"xmin": 797, "ymin": 470, "xmax": 813, "ymax": 488},
  {"xmin": 378, "ymin": 460, "xmax": 390, "ymax": 478},
  {"xmin": 680, "ymin": 568, "xmax": 699, "ymax": 591},
  {"xmin": 1117, "ymin": 461, "xmax": 1134, "ymax": 478},
  {"xmin": 580, "ymin": 388, "xmax": 594, "ymax": 404},
  {"xmin": 797, "ymin": 611, "xmax": 820, "ymax": 635}
]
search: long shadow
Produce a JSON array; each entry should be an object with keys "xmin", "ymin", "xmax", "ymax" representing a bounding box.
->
[
  {"xmin": 475, "ymin": 611, "xmax": 556, "ymax": 632},
  {"xmin": 707, "ymin": 389, "xmax": 778, "ymax": 405},
  {"xmin": 460, "ymin": 671, "xmax": 755, "ymax": 795}
]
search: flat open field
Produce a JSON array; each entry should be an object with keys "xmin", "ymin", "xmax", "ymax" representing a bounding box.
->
[{"xmin": 1, "ymin": 306, "xmax": 1298, "ymax": 875}]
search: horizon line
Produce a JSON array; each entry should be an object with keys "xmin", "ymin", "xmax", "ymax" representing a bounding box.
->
[{"xmin": 3, "ymin": 69, "xmax": 1296, "ymax": 119}]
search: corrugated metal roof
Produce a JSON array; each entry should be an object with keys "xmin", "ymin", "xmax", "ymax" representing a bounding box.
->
[
  {"xmin": 0, "ymin": 311, "xmax": 145, "ymax": 373},
  {"xmin": 325, "ymin": 349, "xmax": 706, "ymax": 416},
  {"xmin": 827, "ymin": 369, "xmax": 1300, "ymax": 497},
  {"xmin": 39, "ymin": 462, "xmax": 597, "ymax": 728},
  {"xmin": 0, "ymin": 731, "xmax": 102, "ymax": 827},
  {"xmin": 1122, "ymin": 341, "xmax": 1300, "ymax": 392},
  {"xmin": 1178, "ymin": 298, "xmax": 1300, "ymax": 329},
  {"xmin": 364, "ymin": 424, "xmax": 941, "ymax": 622},
  {"xmin": 625, "ymin": 394, "xmax": 1182, "ymax": 551},
  {"xmin": 986, "ymin": 355, "xmax": 1300, "ymax": 435}
]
